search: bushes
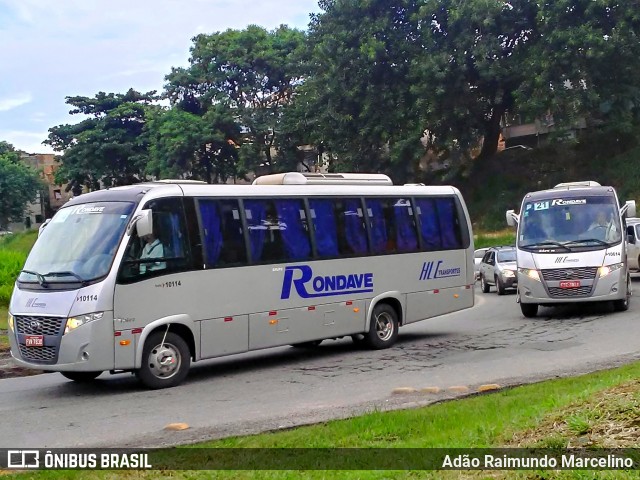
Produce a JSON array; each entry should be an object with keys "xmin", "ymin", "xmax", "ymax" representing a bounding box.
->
[{"xmin": 0, "ymin": 250, "xmax": 24, "ymax": 305}]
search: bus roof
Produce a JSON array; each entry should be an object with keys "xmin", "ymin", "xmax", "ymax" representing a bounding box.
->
[
  {"xmin": 63, "ymin": 181, "xmax": 462, "ymax": 207},
  {"xmin": 524, "ymin": 185, "xmax": 616, "ymax": 202}
]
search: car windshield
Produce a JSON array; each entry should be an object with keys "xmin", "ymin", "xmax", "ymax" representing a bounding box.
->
[
  {"xmin": 519, "ymin": 196, "xmax": 621, "ymax": 249},
  {"xmin": 497, "ymin": 250, "xmax": 516, "ymax": 262},
  {"xmin": 19, "ymin": 202, "xmax": 134, "ymax": 285}
]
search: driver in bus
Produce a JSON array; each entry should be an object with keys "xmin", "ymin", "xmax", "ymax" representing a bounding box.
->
[
  {"xmin": 586, "ymin": 209, "xmax": 617, "ymax": 242},
  {"xmin": 139, "ymin": 232, "xmax": 166, "ymax": 274}
]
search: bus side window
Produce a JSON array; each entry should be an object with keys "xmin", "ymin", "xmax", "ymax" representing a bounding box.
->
[
  {"xmin": 415, "ymin": 198, "xmax": 442, "ymax": 251},
  {"xmin": 335, "ymin": 198, "xmax": 368, "ymax": 256},
  {"xmin": 308, "ymin": 198, "xmax": 340, "ymax": 258},
  {"xmin": 436, "ymin": 198, "xmax": 463, "ymax": 249},
  {"xmin": 198, "ymin": 199, "xmax": 247, "ymax": 268},
  {"xmin": 365, "ymin": 198, "xmax": 388, "ymax": 254},
  {"xmin": 245, "ymin": 198, "xmax": 311, "ymax": 264},
  {"xmin": 394, "ymin": 198, "xmax": 419, "ymax": 253}
]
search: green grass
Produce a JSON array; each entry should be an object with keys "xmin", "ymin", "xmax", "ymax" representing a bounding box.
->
[
  {"xmin": 8, "ymin": 361, "xmax": 640, "ymax": 479},
  {"xmin": 0, "ymin": 230, "xmax": 38, "ymax": 255},
  {"xmin": 474, "ymin": 229, "xmax": 516, "ymax": 249}
]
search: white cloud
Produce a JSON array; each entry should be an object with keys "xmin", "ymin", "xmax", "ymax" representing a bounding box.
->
[
  {"xmin": 0, "ymin": 93, "xmax": 33, "ymax": 112},
  {"xmin": 0, "ymin": 0, "xmax": 322, "ymax": 153},
  {"xmin": 0, "ymin": 130, "xmax": 53, "ymax": 154}
]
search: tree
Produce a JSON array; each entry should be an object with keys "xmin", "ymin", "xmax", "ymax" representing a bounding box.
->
[
  {"xmin": 411, "ymin": 0, "xmax": 540, "ymax": 160},
  {"xmin": 145, "ymin": 106, "xmax": 242, "ymax": 183},
  {"xmin": 0, "ymin": 142, "xmax": 42, "ymax": 229},
  {"xmin": 305, "ymin": 0, "xmax": 424, "ymax": 180},
  {"xmin": 46, "ymin": 89, "xmax": 158, "ymax": 191},
  {"xmin": 518, "ymin": 0, "xmax": 640, "ymax": 134},
  {"xmin": 165, "ymin": 25, "xmax": 307, "ymax": 174}
]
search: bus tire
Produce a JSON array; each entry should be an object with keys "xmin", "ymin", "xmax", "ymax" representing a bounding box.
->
[
  {"xmin": 291, "ymin": 340, "xmax": 323, "ymax": 348},
  {"xmin": 61, "ymin": 371, "xmax": 102, "ymax": 383},
  {"xmin": 520, "ymin": 302, "xmax": 538, "ymax": 318},
  {"xmin": 364, "ymin": 303, "xmax": 399, "ymax": 350},
  {"xmin": 613, "ymin": 276, "xmax": 631, "ymax": 312},
  {"xmin": 480, "ymin": 275, "xmax": 490, "ymax": 293},
  {"xmin": 137, "ymin": 331, "xmax": 190, "ymax": 389},
  {"xmin": 495, "ymin": 276, "xmax": 505, "ymax": 295}
]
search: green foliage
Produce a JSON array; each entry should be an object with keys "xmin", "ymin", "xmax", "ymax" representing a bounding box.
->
[
  {"xmin": 145, "ymin": 107, "xmax": 242, "ymax": 183},
  {"xmin": 0, "ymin": 142, "xmax": 42, "ymax": 229},
  {"xmin": 165, "ymin": 25, "xmax": 306, "ymax": 175},
  {"xmin": 305, "ymin": 0, "xmax": 424, "ymax": 181},
  {"xmin": 46, "ymin": 89, "xmax": 158, "ymax": 191},
  {"xmin": 0, "ymin": 231, "xmax": 35, "ymax": 307}
]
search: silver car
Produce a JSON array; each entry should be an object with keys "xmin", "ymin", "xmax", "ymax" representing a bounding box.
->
[{"xmin": 478, "ymin": 246, "xmax": 517, "ymax": 295}]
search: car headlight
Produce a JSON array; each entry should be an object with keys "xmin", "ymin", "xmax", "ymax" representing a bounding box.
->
[
  {"xmin": 518, "ymin": 267, "xmax": 540, "ymax": 282},
  {"xmin": 8, "ymin": 313, "xmax": 13, "ymax": 332},
  {"xmin": 599, "ymin": 263, "xmax": 624, "ymax": 278},
  {"xmin": 64, "ymin": 312, "xmax": 104, "ymax": 335},
  {"xmin": 503, "ymin": 269, "xmax": 516, "ymax": 278}
]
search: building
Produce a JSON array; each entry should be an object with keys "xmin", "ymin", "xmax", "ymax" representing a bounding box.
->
[{"xmin": 7, "ymin": 153, "xmax": 74, "ymax": 232}]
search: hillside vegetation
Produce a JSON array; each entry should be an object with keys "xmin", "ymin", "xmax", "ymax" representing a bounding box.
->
[{"xmin": 447, "ymin": 128, "xmax": 640, "ymax": 231}]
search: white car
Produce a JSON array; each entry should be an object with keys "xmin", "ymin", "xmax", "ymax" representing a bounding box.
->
[{"xmin": 473, "ymin": 248, "xmax": 489, "ymax": 280}]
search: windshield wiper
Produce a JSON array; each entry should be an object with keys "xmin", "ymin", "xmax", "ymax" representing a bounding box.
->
[
  {"xmin": 565, "ymin": 238, "xmax": 611, "ymax": 247},
  {"xmin": 43, "ymin": 271, "xmax": 88, "ymax": 285},
  {"xmin": 19, "ymin": 269, "xmax": 48, "ymax": 287},
  {"xmin": 520, "ymin": 241, "xmax": 572, "ymax": 252}
]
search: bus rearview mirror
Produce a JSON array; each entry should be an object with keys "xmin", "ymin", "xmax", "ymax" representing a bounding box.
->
[
  {"xmin": 506, "ymin": 210, "xmax": 518, "ymax": 227},
  {"xmin": 623, "ymin": 200, "xmax": 636, "ymax": 218},
  {"xmin": 135, "ymin": 210, "xmax": 153, "ymax": 238}
]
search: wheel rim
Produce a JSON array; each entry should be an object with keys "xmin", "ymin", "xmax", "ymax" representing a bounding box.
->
[
  {"xmin": 147, "ymin": 342, "xmax": 181, "ymax": 380},
  {"xmin": 375, "ymin": 312, "xmax": 394, "ymax": 342}
]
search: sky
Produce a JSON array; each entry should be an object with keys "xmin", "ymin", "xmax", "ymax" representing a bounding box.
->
[{"xmin": 0, "ymin": 0, "xmax": 322, "ymax": 154}]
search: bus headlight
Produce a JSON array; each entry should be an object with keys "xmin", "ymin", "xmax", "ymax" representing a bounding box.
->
[
  {"xmin": 64, "ymin": 312, "xmax": 104, "ymax": 335},
  {"xmin": 599, "ymin": 263, "xmax": 624, "ymax": 278},
  {"xmin": 518, "ymin": 268, "xmax": 540, "ymax": 282},
  {"xmin": 8, "ymin": 313, "xmax": 13, "ymax": 332},
  {"xmin": 503, "ymin": 269, "xmax": 516, "ymax": 278}
]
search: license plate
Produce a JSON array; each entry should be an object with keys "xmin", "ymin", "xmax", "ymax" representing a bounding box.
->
[
  {"xmin": 559, "ymin": 280, "xmax": 581, "ymax": 289},
  {"xmin": 25, "ymin": 335, "xmax": 44, "ymax": 347}
]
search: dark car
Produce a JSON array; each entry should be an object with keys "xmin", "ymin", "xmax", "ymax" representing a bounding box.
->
[{"xmin": 478, "ymin": 246, "xmax": 517, "ymax": 295}]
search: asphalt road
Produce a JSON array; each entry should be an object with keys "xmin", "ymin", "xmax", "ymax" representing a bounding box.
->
[{"xmin": 2, "ymin": 283, "xmax": 640, "ymax": 449}]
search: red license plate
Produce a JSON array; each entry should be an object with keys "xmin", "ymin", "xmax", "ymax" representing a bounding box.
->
[
  {"xmin": 559, "ymin": 280, "xmax": 581, "ymax": 289},
  {"xmin": 25, "ymin": 335, "xmax": 44, "ymax": 347}
]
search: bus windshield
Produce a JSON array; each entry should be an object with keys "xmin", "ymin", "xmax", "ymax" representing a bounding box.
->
[
  {"xmin": 519, "ymin": 196, "xmax": 621, "ymax": 249},
  {"xmin": 19, "ymin": 202, "xmax": 135, "ymax": 286}
]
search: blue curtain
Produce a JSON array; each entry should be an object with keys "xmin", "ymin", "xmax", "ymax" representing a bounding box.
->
[
  {"xmin": 367, "ymin": 199, "xmax": 387, "ymax": 254},
  {"xmin": 394, "ymin": 199, "xmax": 418, "ymax": 252},
  {"xmin": 199, "ymin": 200, "xmax": 223, "ymax": 266},
  {"xmin": 309, "ymin": 199, "xmax": 339, "ymax": 257},
  {"xmin": 416, "ymin": 198, "xmax": 441, "ymax": 250},
  {"xmin": 244, "ymin": 200, "xmax": 266, "ymax": 262},
  {"xmin": 344, "ymin": 199, "xmax": 368, "ymax": 255},
  {"xmin": 275, "ymin": 199, "xmax": 311, "ymax": 261},
  {"xmin": 436, "ymin": 198, "xmax": 461, "ymax": 249}
]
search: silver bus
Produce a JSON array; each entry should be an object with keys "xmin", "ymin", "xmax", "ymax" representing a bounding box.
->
[
  {"xmin": 506, "ymin": 181, "xmax": 636, "ymax": 318},
  {"xmin": 8, "ymin": 173, "xmax": 475, "ymax": 388}
]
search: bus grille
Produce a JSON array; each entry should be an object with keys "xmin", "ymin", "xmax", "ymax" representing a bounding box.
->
[
  {"xmin": 548, "ymin": 286, "xmax": 593, "ymax": 298},
  {"xmin": 18, "ymin": 344, "xmax": 57, "ymax": 363},
  {"xmin": 15, "ymin": 316, "xmax": 65, "ymax": 336},
  {"xmin": 541, "ymin": 267, "xmax": 598, "ymax": 281}
]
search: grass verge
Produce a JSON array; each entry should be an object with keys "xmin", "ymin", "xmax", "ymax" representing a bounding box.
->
[
  {"xmin": 474, "ymin": 229, "xmax": 516, "ymax": 249},
  {"xmin": 6, "ymin": 361, "xmax": 640, "ymax": 479}
]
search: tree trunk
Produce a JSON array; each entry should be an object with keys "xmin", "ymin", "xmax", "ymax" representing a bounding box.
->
[{"xmin": 477, "ymin": 105, "xmax": 505, "ymax": 161}]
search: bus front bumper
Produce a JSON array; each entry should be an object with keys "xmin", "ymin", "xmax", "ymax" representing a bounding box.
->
[
  {"xmin": 518, "ymin": 270, "xmax": 627, "ymax": 304},
  {"xmin": 8, "ymin": 313, "xmax": 116, "ymax": 373}
]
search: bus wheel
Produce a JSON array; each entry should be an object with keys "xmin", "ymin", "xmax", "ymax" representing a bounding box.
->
[
  {"xmin": 61, "ymin": 371, "xmax": 102, "ymax": 383},
  {"xmin": 613, "ymin": 276, "xmax": 631, "ymax": 312},
  {"xmin": 520, "ymin": 302, "xmax": 538, "ymax": 318},
  {"xmin": 137, "ymin": 331, "xmax": 190, "ymax": 389},
  {"xmin": 364, "ymin": 303, "xmax": 399, "ymax": 349},
  {"xmin": 291, "ymin": 340, "xmax": 323, "ymax": 348}
]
